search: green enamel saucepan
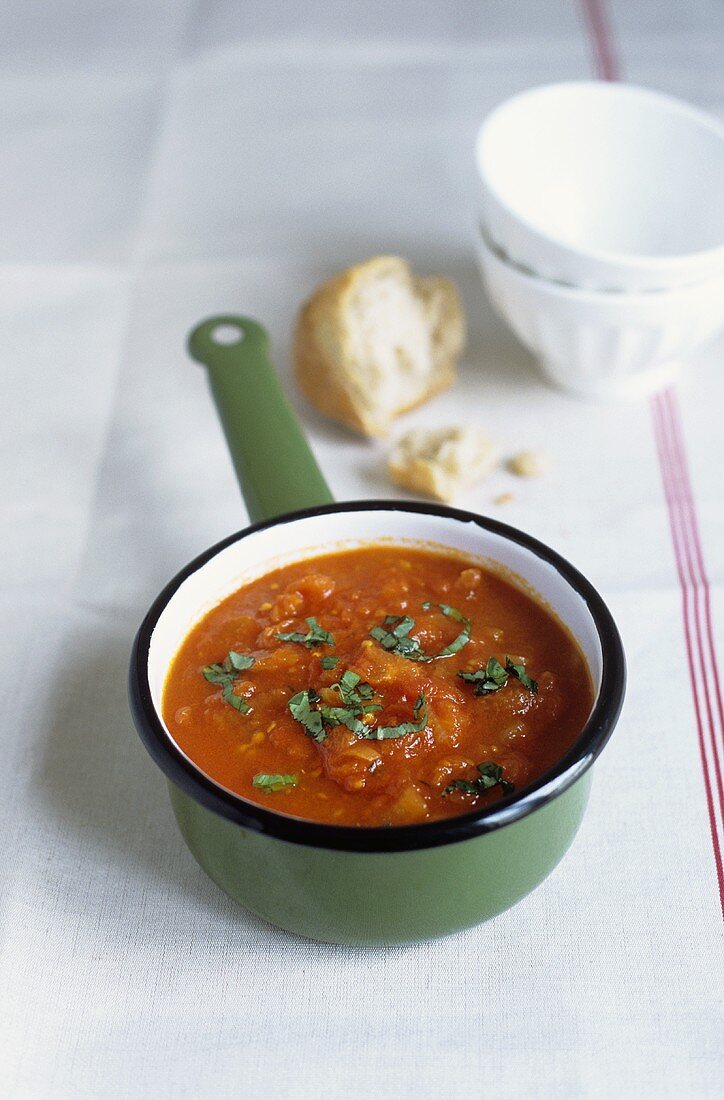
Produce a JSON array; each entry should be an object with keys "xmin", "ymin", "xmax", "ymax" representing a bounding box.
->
[{"xmin": 128, "ymin": 315, "xmax": 625, "ymax": 945}]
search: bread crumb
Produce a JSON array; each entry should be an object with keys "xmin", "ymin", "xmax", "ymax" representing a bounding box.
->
[
  {"xmin": 507, "ymin": 450, "xmax": 549, "ymax": 478},
  {"xmin": 388, "ymin": 426, "xmax": 498, "ymax": 502},
  {"xmin": 494, "ymin": 492, "xmax": 514, "ymax": 505}
]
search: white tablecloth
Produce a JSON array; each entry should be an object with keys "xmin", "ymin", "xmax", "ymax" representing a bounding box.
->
[{"xmin": 2, "ymin": 3, "xmax": 723, "ymax": 1097}]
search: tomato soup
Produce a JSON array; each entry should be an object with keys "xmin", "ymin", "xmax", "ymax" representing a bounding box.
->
[{"xmin": 162, "ymin": 546, "xmax": 594, "ymax": 826}]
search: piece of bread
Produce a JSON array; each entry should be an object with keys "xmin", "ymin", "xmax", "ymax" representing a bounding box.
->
[
  {"xmin": 294, "ymin": 256, "xmax": 466, "ymax": 437},
  {"xmin": 387, "ymin": 426, "xmax": 498, "ymax": 502}
]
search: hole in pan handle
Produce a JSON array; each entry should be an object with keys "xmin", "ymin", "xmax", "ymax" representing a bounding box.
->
[{"xmin": 187, "ymin": 315, "xmax": 334, "ymax": 525}]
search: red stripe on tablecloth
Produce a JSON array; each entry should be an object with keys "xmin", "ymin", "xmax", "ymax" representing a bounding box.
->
[
  {"xmin": 662, "ymin": 390, "xmax": 724, "ymax": 757},
  {"xmin": 660, "ymin": 391, "xmax": 724, "ymax": 764},
  {"xmin": 652, "ymin": 393, "xmax": 724, "ymax": 918},
  {"xmin": 658, "ymin": 392, "xmax": 724, "ymax": 845},
  {"xmin": 579, "ymin": 0, "xmax": 724, "ymax": 917},
  {"xmin": 580, "ymin": 0, "xmax": 620, "ymax": 81}
]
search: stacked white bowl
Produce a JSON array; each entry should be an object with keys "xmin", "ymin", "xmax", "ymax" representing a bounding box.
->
[{"xmin": 475, "ymin": 82, "xmax": 724, "ymax": 399}]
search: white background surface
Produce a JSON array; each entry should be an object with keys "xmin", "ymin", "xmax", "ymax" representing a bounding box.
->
[{"xmin": 1, "ymin": 2, "xmax": 723, "ymax": 1097}]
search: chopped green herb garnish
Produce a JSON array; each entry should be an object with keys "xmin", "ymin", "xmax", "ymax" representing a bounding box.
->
[
  {"xmin": 369, "ymin": 615, "xmax": 430, "ymax": 662},
  {"xmin": 221, "ymin": 687, "xmax": 252, "ymax": 714},
  {"xmin": 333, "ymin": 670, "xmax": 378, "ymax": 709},
  {"xmin": 275, "ymin": 616, "xmax": 335, "ymax": 648},
  {"xmin": 364, "ymin": 694, "xmax": 428, "ymax": 741},
  {"xmin": 288, "ymin": 672, "xmax": 381, "ymax": 742},
  {"xmin": 370, "ymin": 602, "xmax": 471, "ymax": 663},
  {"xmin": 445, "ymin": 778, "xmax": 479, "ymax": 795},
  {"xmin": 288, "ymin": 688, "xmax": 326, "ymax": 742},
  {"xmin": 201, "ymin": 652, "xmax": 255, "ymax": 685},
  {"xmin": 505, "ymin": 657, "xmax": 538, "ymax": 694},
  {"xmin": 324, "ymin": 671, "xmax": 381, "ymax": 733},
  {"xmin": 201, "ymin": 664, "xmax": 231, "ymax": 685},
  {"xmin": 287, "ymin": 673, "xmax": 424, "ymax": 742},
  {"xmin": 201, "ymin": 652, "xmax": 255, "ymax": 714},
  {"xmin": 458, "ymin": 656, "xmax": 508, "ymax": 695},
  {"xmin": 443, "ymin": 761, "xmax": 515, "ymax": 798},
  {"xmin": 421, "ymin": 602, "xmax": 472, "ymax": 657},
  {"xmin": 458, "ymin": 656, "xmax": 537, "ymax": 696},
  {"xmin": 252, "ymin": 773, "xmax": 298, "ymax": 792},
  {"xmin": 337, "ymin": 668, "xmax": 362, "ymax": 695},
  {"xmin": 320, "ymin": 655, "xmax": 340, "ymax": 670},
  {"xmin": 318, "ymin": 706, "xmax": 369, "ymax": 737},
  {"xmin": 227, "ymin": 651, "xmax": 255, "ymax": 671}
]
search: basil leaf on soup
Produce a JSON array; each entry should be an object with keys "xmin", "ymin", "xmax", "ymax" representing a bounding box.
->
[
  {"xmin": 370, "ymin": 603, "xmax": 471, "ymax": 663},
  {"xmin": 201, "ymin": 652, "xmax": 255, "ymax": 684},
  {"xmin": 221, "ymin": 684, "xmax": 252, "ymax": 714},
  {"xmin": 275, "ymin": 617, "xmax": 335, "ymax": 648},
  {"xmin": 201, "ymin": 651, "xmax": 255, "ymax": 714},
  {"xmin": 288, "ymin": 689, "xmax": 326, "ymax": 742},
  {"xmin": 443, "ymin": 761, "xmax": 514, "ymax": 798},
  {"xmin": 444, "ymin": 778, "xmax": 479, "ymax": 796},
  {"xmin": 227, "ymin": 651, "xmax": 255, "ymax": 671},
  {"xmin": 421, "ymin": 602, "xmax": 472, "ymax": 658},
  {"xmin": 475, "ymin": 761, "xmax": 515, "ymax": 793},
  {"xmin": 252, "ymin": 773, "xmax": 298, "ymax": 792},
  {"xmin": 458, "ymin": 656, "xmax": 537, "ymax": 697},
  {"xmin": 458, "ymin": 657, "xmax": 508, "ymax": 695},
  {"xmin": 289, "ymin": 671, "xmax": 381, "ymax": 741},
  {"xmin": 333, "ymin": 670, "xmax": 379, "ymax": 710},
  {"xmin": 369, "ymin": 616, "xmax": 430, "ymax": 662},
  {"xmin": 505, "ymin": 657, "xmax": 538, "ymax": 694},
  {"xmin": 318, "ymin": 706, "xmax": 370, "ymax": 738},
  {"xmin": 320, "ymin": 655, "xmax": 339, "ymax": 670},
  {"xmin": 364, "ymin": 694, "xmax": 428, "ymax": 741}
]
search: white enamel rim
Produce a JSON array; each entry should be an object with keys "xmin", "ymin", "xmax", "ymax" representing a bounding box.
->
[{"xmin": 129, "ymin": 502, "xmax": 626, "ymax": 852}]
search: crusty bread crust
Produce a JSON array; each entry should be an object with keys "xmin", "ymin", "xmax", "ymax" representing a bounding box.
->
[
  {"xmin": 293, "ymin": 256, "xmax": 465, "ymax": 437},
  {"xmin": 294, "ymin": 262, "xmax": 377, "ymax": 435}
]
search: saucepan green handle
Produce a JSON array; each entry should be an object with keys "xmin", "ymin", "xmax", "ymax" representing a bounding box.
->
[{"xmin": 188, "ymin": 316, "xmax": 334, "ymax": 524}]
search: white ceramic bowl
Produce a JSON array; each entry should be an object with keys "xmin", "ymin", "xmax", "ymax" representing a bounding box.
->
[
  {"xmin": 476, "ymin": 82, "xmax": 724, "ymax": 292},
  {"xmin": 476, "ymin": 232, "xmax": 724, "ymax": 400}
]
